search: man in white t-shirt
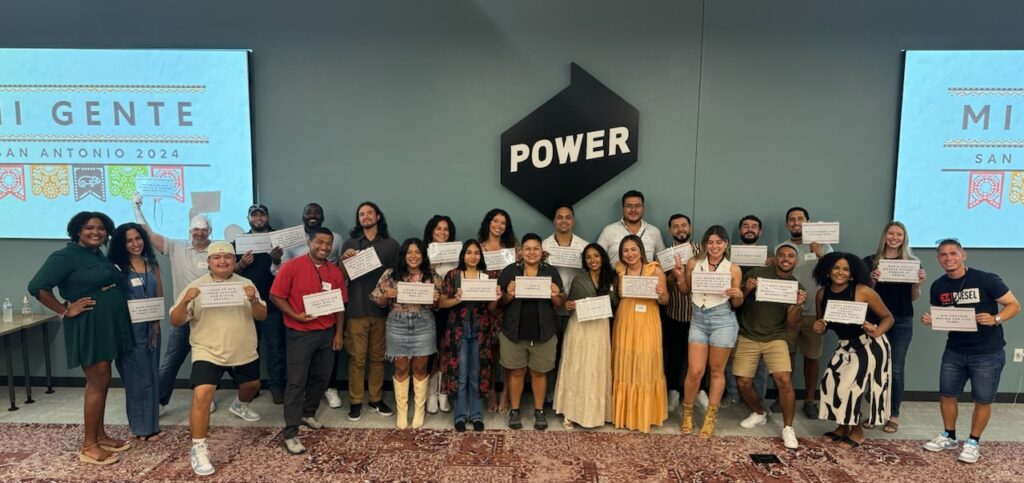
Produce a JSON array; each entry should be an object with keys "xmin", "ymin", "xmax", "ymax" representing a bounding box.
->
[{"xmin": 596, "ymin": 190, "xmax": 665, "ymax": 265}]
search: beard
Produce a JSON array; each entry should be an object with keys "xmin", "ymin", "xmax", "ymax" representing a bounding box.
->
[
  {"xmin": 672, "ymin": 234, "xmax": 690, "ymax": 244},
  {"xmin": 740, "ymin": 233, "xmax": 759, "ymax": 244},
  {"xmin": 789, "ymin": 230, "xmax": 802, "ymax": 239}
]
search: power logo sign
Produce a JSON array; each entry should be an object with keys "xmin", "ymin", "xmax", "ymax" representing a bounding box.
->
[{"xmin": 500, "ymin": 63, "xmax": 639, "ymax": 216}]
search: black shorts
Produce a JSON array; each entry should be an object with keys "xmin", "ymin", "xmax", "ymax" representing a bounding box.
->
[{"xmin": 190, "ymin": 359, "xmax": 261, "ymax": 388}]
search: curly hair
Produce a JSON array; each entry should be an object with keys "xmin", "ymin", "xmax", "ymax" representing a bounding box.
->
[{"xmin": 812, "ymin": 251, "xmax": 870, "ymax": 288}]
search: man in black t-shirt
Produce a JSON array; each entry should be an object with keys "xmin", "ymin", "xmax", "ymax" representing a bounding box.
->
[
  {"xmin": 497, "ymin": 233, "xmax": 565, "ymax": 431},
  {"xmin": 921, "ymin": 239, "xmax": 1019, "ymax": 465}
]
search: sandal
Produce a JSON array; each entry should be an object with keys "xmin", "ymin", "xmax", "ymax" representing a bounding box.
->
[
  {"xmin": 823, "ymin": 431, "xmax": 843, "ymax": 442},
  {"xmin": 487, "ymin": 391, "xmax": 499, "ymax": 414},
  {"xmin": 79, "ymin": 443, "xmax": 119, "ymax": 465},
  {"xmin": 99, "ymin": 438, "xmax": 131, "ymax": 453},
  {"xmin": 883, "ymin": 419, "xmax": 899, "ymax": 433},
  {"xmin": 136, "ymin": 432, "xmax": 164, "ymax": 442},
  {"xmin": 563, "ymin": 418, "xmax": 574, "ymax": 430},
  {"xmin": 497, "ymin": 391, "xmax": 509, "ymax": 413},
  {"xmin": 861, "ymin": 422, "xmax": 876, "ymax": 430},
  {"xmin": 840, "ymin": 436, "xmax": 862, "ymax": 449}
]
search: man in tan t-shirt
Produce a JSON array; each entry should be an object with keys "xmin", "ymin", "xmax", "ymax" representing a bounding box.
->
[{"xmin": 170, "ymin": 241, "xmax": 267, "ymax": 476}]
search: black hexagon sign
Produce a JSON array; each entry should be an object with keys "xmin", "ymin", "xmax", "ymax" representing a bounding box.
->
[{"xmin": 500, "ymin": 63, "xmax": 639, "ymax": 217}]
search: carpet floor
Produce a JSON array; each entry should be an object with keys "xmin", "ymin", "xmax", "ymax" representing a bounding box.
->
[{"xmin": 0, "ymin": 423, "xmax": 1021, "ymax": 482}]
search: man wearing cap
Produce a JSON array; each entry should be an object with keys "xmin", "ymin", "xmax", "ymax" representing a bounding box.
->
[
  {"xmin": 235, "ymin": 203, "xmax": 287, "ymax": 404},
  {"xmin": 169, "ymin": 241, "xmax": 267, "ymax": 476},
  {"xmin": 133, "ymin": 194, "xmax": 217, "ymax": 411},
  {"xmin": 270, "ymin": 227, "xmax": 347, "ymax": 455},
  {"xmin": 734, "ymin": 242, "xmax": 806, "ymax": 450}
]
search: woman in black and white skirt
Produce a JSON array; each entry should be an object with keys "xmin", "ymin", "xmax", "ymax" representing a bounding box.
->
[{"xmin": 811, "ymin": 252, "xmax": 893, "ymax": 449}]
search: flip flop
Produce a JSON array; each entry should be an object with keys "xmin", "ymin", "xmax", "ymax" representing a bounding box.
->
[
  {"xmin": 841, "ymin": 436, "xmax": 862, "ymax": 448},
  {"xmin": 136, "ymin": 432, "xmax": 164, "ymax": 442},
  {"xmin": 883, "ymin": 420, "xmax": 899, "ymax": 433},
  {"xmin": 99, "ymin": 439, "xmax": 131, "ymax": 453},
  {"xmin": 79, "ymin": 443, "xmax": 119, "ymax": 466},
  {"xmin": 823, "ymin": 431, "xmax": 843, "ymax": 442}
]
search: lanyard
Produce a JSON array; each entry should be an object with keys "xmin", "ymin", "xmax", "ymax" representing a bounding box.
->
[
  {"xmin": 309, "ymin": 255, "xmax": 328, "ymax": 291},
  {"xmin": 129, "ymin": 260, "xmax": 150, "ymax": 294}
]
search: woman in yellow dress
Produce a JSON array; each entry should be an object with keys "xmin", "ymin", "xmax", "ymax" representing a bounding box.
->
[{"xmin": 612, "ymin": 235, "xmax": 669, "ymax": 432}]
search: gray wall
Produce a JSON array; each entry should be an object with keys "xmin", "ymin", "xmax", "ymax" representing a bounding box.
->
[{"xmin": 1, "ymin": 0, "xmax": 1021, "ymax": 392}]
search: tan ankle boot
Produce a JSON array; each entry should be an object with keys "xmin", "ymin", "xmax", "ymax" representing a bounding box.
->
[
  {"xmin": 700, "ymin": 405, "xmax": 719, "ymax": 438},
  {"xmin": 412, "ymin": 376, "xmax": 429, "ymax": 429},
  {"xmin": 394, "ymin": 377, "xmax": 410, "ymax": 429},
  {"xmin": 681, "ymin": 402, "xmax": 695, "ymax": 435}
]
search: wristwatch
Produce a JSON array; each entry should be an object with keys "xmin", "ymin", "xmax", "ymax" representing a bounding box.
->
[{"xmin": 995, "ymin": 315, "xmax": 1003, "ymax": 325}]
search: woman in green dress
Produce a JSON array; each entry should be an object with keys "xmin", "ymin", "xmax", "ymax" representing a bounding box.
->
[{"xmin": 28, "ymin": 211, "xmax": 135, "ymax": 466}]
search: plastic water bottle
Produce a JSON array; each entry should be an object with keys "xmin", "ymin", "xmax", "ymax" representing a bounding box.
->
[
  {"xmin": 2, "ymin": 298, "xmax": 12, "ymax": 323},
  {"xmin": 21, "ymin": 295, "xmax": 33, "ymax": 320}
]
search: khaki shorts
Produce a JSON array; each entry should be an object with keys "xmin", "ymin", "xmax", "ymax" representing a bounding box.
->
[
  {"xmin": 732, "ymin": 336, "xmax": 792, "ymax": 377},
  {"xmin": 499, "ymin": 332, "xmax": 557, "ymax": 373},
  {"xmin": 782, "ymin": 315, "xmax": 823, "ymax": 359}
]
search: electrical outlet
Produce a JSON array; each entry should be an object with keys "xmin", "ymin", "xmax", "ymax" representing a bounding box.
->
[{"xmin": 1014, "ymin": 348, "xmax": 1024, "ymax": 363}]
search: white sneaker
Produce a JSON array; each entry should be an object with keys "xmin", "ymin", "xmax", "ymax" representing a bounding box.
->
[
  {"xmin": 301, "ymin": 416, "xmax": 324, "ymax": 430},
  {"xmin": 782, "ymin": 426, "xmax": 799, "ymax": 449},
  {"xmin": 324, "ymin": 388, "xmax": 343, "ymax": 409},
  {"xmin": 210, "ymin": 399, "xmax": 217, "ymax": 413},
  {"xmin": 438, "ymin": 393, "xmax": 451, "ymax": 412},
  {"xmin": 922, "ymin": 432, "xmax": 959, "ymax": 452},
  {"xmin": 696, "ymin": 390, "xmax": 709, "ymax": 410},
  {"xmin": 740, "ymin": 411, "xmax": 768, "ymax": 429},
  {"xmin": 667, "ymin": 390, "xmax": 680, "ymax": 413},
  {"xmin": 229, "ymin": 398, "xmax": 261, "ymax": 422},
  {"xmin": 958, "ymin": 439, "xmax": 980, "ymax": 464},
  {"xmin": 284, "ymin": 437, "xmax": 306, "ymax": 455},
  {"xmin": 190, "ymin": 442, "xmax": 215, "ymax": 476},
  {"xmin": 427, "ymin": 389, "xmax": 439, "ymax": 414}
]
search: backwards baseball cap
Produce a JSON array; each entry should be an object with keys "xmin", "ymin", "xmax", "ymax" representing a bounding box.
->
[
  {"xmin": 248, "ymin": 203, "xmax": 269, "ymax": 216},
  {"xmin": 207, "ymin": 241, "xmax": 234, "ymax": 257},
  {"xmin": 774, "ymin": 241, "xmax": 799, "ymax": 255}
]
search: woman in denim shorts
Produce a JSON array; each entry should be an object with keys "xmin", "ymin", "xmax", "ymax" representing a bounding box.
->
[
  {"xmin": 371, "ymin": 238, "xmax": 442, "ymax": 430},
  {"xmin": 675, "ymin": 225, "xmax": 744, "ymax": 438}
]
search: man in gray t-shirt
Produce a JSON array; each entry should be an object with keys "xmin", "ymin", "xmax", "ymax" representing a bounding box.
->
[
  {"xmin": 779, "ymin": 207, "xmax": 832, "ymax": 419},
  {"xmin": 134, "ymin": 195, "xmax": 214, "ymax": 408}
]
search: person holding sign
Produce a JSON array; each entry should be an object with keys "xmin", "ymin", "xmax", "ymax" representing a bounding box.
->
[
  {"xmin": 235, "ymin": 204, "xmax": 287, "ymax": 405},
  {"xmin": 437, "ymin": 240, "xmax": 503, "ymax": 432},
  {"xmin": 863, "ymin": 221, "xmax": 926, "ymax": 433},
  {"xmin": 478, "ymin": 208, "xmax": 520, "ymax": 412},
  {"xmin": 370, "ymin": 238, "xmax": 442, "ymax": 429},
  {"xmin": 541, "ymin": 204, "xmax": 588, "ymax": 408},
  {"xmin": 29, "ymin": 212, "xmax": 134, "ymax": 465},
  {"xmin": 109, "ymin": 223, "xmax": 165, "ymax": 442},
  {"xmin": 497, "ymin": 233, "xmax": 565, "ymax": 431},
  {"xmin": 734, "ymin": 242, "xmax": 806, "ymax": 449},
  {"xmin": 675, "ymin": 225, "xmax": 742, "ymax": 438},
  {"xmin": 920, "ymin": 239, "xmax": 1019, "ymax": 464},
  {"xmin": 168, "ymin": 241, "xmax": 267, "ymax": 476},
  {"xmin": 611, "ymin": 235, "xmax": 669, "ymax": 433},
  {"xmin": 554, "ymin": 243, "xmax": 617, "ymax": 429},
  {"xmin": 811, "ymin": 252, "xmax": 893, "ymax": 450},
  {"xmin": 134, "ymin": 195, "xmax": 213, "ymax": 410},
  {"xmin": 340, "ymin": 202, "xmax": 400, "ymax": 421},
  {"xmin": 662, "ymin": 213, "xmax": 699, "ymax": 413},
  {"xmin": 269, "ymin": 228, "xmax": 347, "ymax": 455},
  {"xmin": 423, "ymin": 214, "xmax": 457, "ymax": 415},
  {"xmin": 272, "ymin": 203, "xmax": 344, "ymax": 274},
  {"xmin": 781, "ymin": 207, "xmax": 833, "ymax": 419}
]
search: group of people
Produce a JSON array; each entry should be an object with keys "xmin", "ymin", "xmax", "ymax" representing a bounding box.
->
[{"xmin": 26, "ymin": 190, "xmax": 1019, "ymax": 475}]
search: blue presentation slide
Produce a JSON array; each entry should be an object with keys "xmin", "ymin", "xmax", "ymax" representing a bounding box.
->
[
  {"xmin": 0, "ymin": 49, "xmax": 253, "ymax": 239},
  {"xmin": 895, "ymin": 50, "xmax": 1024, "ymax": 248}
]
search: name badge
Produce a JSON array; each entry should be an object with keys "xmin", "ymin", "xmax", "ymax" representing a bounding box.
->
[
  {"xmin": 803, "ymin": 253, "xmax": 817, "ymax": 261},
  {"xmin": 196, "ymin": 261, "xmax": 207, "ymax": 269},
  {"xmin": 634, "ymin": 304, "xmax": 647, "ymax": 313},
  {"xmin": 322, "ymin": 282, "xmax": 332, "ymax": 291},
  {"xmin": 130, "ymin": 277, "xmax": 143, "ymax": 287}
]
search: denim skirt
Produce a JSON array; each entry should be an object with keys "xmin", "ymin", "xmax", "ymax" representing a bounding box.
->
[{"xmin": 386, "ymin": 310, "xmax": 437, "ymax": 360}]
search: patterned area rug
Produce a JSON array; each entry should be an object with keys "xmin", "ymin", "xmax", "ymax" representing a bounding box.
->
[{"xmin": 0, "ymin": 423, "xmax": 1021, "ymax": 482}]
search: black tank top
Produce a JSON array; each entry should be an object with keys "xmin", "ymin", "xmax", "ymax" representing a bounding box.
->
[{"xmin": 821, "ymin": 284, "xmax": 877, "ymax": 342}]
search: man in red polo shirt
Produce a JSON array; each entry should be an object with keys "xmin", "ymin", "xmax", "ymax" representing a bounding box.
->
[{"xmin": 270, "ymin": 227, "xmax": 347, "ymax": 455}]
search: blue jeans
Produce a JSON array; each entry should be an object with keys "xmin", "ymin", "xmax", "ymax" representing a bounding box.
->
[
  {"xmin": 158, "ymin": 323, "xmax": 191, "ymax": 406},
  {"xmin": 887, "ymin": 315, "xmax": 913, "ymax": 417},
  {"xmin": 258, "ymin": 311, "xmax": 287, "ymax": 392},
  {"xmin": 115, "ymin": 321, "xmax": 161, "ymax": 436},
  {"xmin": 455, "ymin": 320, "xmax": 482, "ymax": 424},
  {"xmin": 940, "ymin": 347, "xmax": 1005, "ymax": 404}
]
